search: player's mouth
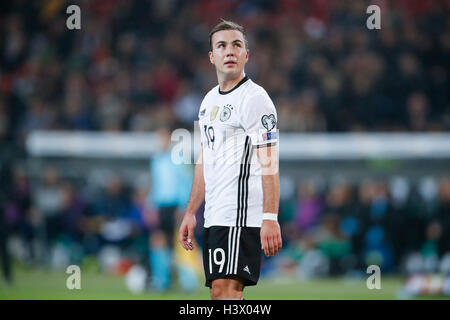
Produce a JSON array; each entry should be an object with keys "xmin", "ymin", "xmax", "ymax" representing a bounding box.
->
[{"xmin": 224, "ymin": 61, "xmax": 237, "ymax": 66}]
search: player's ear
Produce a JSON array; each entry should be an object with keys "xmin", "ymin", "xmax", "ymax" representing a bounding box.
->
[
  {"xmin": 209, "ymin": 51, "xmax": 214, "ymax": 65},
  {"xmin": 245, "ymin": 49, "xmax": 249, "ymax": 61}
]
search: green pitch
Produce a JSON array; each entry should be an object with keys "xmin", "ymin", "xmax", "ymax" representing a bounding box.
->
[{"xmin": 0, "ymin": 266, "xmax": 447, "ymax": 300}]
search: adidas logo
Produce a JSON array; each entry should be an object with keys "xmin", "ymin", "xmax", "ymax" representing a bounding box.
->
[{"xmin": 243, "ymin": 265, "xmax": 251, "ymax": 275}]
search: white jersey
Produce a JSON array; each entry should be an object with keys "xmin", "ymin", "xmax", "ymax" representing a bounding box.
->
[{"xmin": 198, "ymin": 76, "xmax": 278, "ymax": 228}]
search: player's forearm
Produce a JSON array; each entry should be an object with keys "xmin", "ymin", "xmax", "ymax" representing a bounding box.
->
[
  {"xmin": 262, "ymin": 172, "xmax": 280, "ymax": 213},
  {"xmin": 256, "ymin": 145, "xmax": 280, "ymax": 213},
  {"xmin": 185, "ymin": 154, "xmax": 205, "ymax": 216}
]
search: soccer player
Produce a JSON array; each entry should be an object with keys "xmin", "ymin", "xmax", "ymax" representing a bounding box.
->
[{"xmin": 178, "ymin": 20, "xmax": 281, "ymax": 300}]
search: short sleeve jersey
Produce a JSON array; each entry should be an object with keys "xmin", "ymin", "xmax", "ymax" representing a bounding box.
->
[{"xmin": 198, "ymin": 76, "xmax": 278, "ymax": 228}]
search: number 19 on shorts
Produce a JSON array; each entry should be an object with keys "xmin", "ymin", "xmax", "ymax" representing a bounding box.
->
[{"xmin": 208, "ymin": 248, "xmax": 225, "ymax": 274}]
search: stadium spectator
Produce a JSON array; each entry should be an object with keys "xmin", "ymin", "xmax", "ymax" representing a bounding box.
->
[
  {"xmin": 93, "ymin": 174, "xmax": 131, "ymax": 219},
  {"xmin": 34, "ymin": 167, "xmax": 65, "ymax": 250},
  {"xmin": 59, "ymin": 182, "xmax": 88, "ymax": 245},
  {"xmin": 294, "ymin": 180, "xmax": 323, "ymax": 233}
]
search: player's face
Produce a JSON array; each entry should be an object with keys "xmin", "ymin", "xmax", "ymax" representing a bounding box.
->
[{"xmin": 209, "ymin": 30, "xmax": 249, "ymax": 79}]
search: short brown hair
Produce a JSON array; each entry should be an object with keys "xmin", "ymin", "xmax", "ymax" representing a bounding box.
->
[{"xmin": 208, "ymin": 19, "xmax": 248, "ymax": 50}]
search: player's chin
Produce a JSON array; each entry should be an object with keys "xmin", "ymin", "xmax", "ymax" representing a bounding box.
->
[{"xmin": 223, "ymin": 69, "xmax": 241, "ymax": 79}]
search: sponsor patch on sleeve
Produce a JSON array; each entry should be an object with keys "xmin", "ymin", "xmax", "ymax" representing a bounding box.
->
[{"xmin": 262, "ymin": 131, "xmax": 277, "ymax": 141}]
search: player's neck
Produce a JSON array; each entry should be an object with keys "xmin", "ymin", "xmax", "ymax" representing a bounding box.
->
[{"xmin": 218, "ymin": 72, "xmax": 246, "ymax": 92}]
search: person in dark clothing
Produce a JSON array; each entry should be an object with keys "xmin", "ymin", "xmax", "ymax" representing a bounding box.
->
[{"xmin": 0, "ymin": 146, "xmax": 13, "ymax": 284}]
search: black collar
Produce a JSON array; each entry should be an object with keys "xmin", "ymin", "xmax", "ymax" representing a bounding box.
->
[{"xmin": 218, "ymin": 75, "xmax": 249, "ymax": 95}]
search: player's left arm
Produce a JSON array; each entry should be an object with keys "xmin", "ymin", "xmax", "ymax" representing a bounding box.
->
[
  {"xmin": 256, "ymin": 144, "xmax": 282, "ymax": 257},
  {"xmin": 240, "ymin": 92, "xmax": 282, "ymax": 257}
]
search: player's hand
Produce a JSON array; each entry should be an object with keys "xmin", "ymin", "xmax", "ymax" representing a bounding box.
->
[
  {"xmin": 179, "ymin": 213, "xmax": 197, "ymax": 251},
  {"xmin": 260, "ymin": 220, "xmax": 282, "ymax": 257}
]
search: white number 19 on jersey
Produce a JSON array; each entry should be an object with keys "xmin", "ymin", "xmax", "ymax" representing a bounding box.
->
[
  {"xmin": 203, "ymin": 125, "xmax": 215, "ymax": 150},
  {"xmin": 208, "ymin": 248, "xmax": 225, "ymax": 274}
]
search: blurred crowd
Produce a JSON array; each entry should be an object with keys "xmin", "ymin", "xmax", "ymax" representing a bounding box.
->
[
  {"xmin": 4, "ymin": 166, "xmax": 157, "ymax": 268},
  {"xmin": 274, "ymin": 175, "xmax": 450, "ymax": 277},
  {"xmin": 4, "ymin": 161, "xmax": 450, "ymax": 280},
  {"xmin": 1, "ymin": 0, "xmax": 449, "ymax": 151}
]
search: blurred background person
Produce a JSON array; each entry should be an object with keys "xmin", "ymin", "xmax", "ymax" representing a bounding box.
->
[
  {"xmin": 0, "ymin": 146, "xmax": 13, "ymax": 285},
  {"xmin": 148, "ymin": 126, "xmax": 193, "ymax": 290},
  {"xmin": 33, "ymin": 167, "xmax": 64, "ymax": 262}
]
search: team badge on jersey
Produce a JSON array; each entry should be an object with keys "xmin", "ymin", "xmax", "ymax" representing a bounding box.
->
[
  {"xmin": 220, "ymin": 105, "xmax": 232, "ymax": 122},
  {"xmin": 210, "ymin": 106, "xmax": 219, "ymax": 121},
  {"xmin": 261, "ymin": 114, "xmax": 276, "ymax": 131}
]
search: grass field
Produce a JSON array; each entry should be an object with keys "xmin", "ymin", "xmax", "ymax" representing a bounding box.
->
[{"xmin": 2, "ymin": 265, "xmax": 444, "ymax": 300}]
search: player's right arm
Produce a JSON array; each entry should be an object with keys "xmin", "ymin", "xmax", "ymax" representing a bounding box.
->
[{"xmin": 179, "ymin": 150, "xmax": 205, "ymax": 251}]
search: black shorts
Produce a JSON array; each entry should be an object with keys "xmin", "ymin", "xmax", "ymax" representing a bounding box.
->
[
  {"xmin": 157, "ymin": 205, "xmax": 177, "ymax": 248},
  {"xmin": 202, "ymin": 226, "xmax": 262, "ymax": 288}
]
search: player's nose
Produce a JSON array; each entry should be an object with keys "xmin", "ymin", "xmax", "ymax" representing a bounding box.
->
[
  {"xmin": 225, "ymin": 45, "xmax": 235, "ymax": 56},
  {"xmin": 226, "ymin": 50, "xmax": 234, "ymax": 57}
]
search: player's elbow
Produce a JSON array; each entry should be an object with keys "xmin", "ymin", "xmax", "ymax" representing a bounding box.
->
[{"xmin": 258, "ymin": 156, "xmax": 279, "ymax": 176}]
